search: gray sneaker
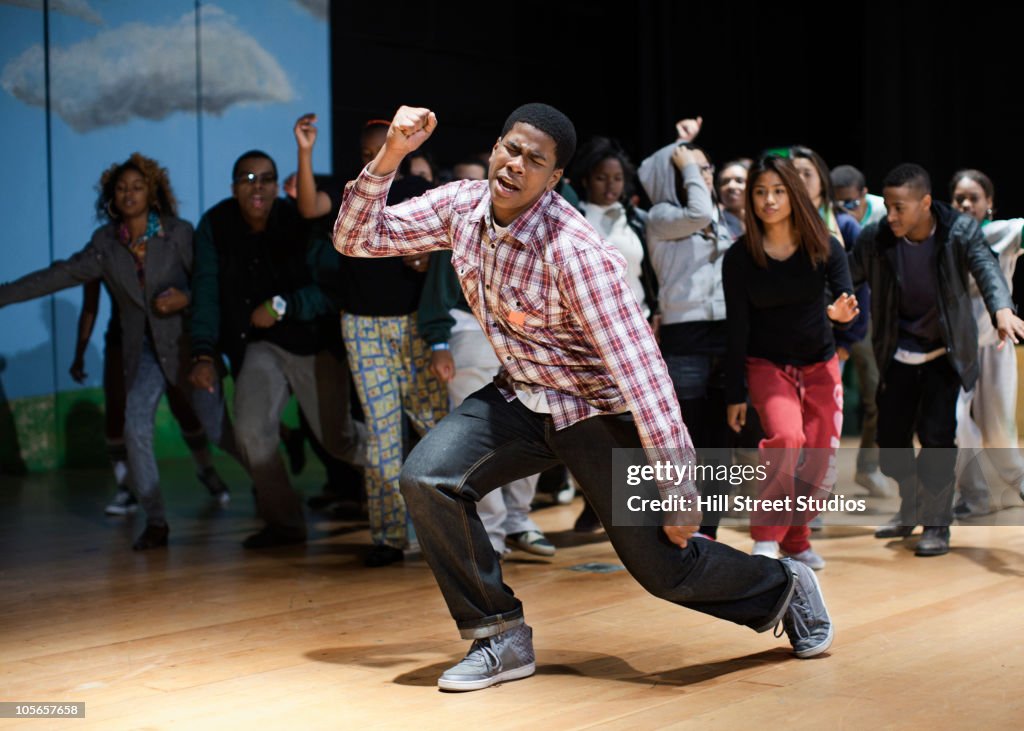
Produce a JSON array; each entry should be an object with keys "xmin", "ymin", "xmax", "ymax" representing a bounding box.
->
[
  {"xmin": 438, "ymin": 623, "xmax": 536, "ymax": 691},
  {"xmin": 778, "ymin": 558, "xmax": 833, "ymax": 658}
]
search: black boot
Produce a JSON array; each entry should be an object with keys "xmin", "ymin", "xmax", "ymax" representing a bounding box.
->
[
  {"xmin": 132, "ymin": 523, "xmax": 169, "ymax": 551},
  {"xmin": 914, "ymin": 526, "xmax": 950, "ymax": 556}
]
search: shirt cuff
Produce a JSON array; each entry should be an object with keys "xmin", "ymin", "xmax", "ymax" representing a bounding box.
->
[
  {"xmin": 343, "ymin": 163, "xmax": 397, "ymax": 204},
  {"xmin": 359, "ymin": 163, "xmax": 397, "ymax": 186}
]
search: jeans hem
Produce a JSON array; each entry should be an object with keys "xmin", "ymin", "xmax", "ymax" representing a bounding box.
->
[
  {"xmin": 457, "ymin": 612, "xmax": 525, "ymax": 640},
  {"xmin": 751, "ymin": 560, "xmax": 796, "ymax": 633}
]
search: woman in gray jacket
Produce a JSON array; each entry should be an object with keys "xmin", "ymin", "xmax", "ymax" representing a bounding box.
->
[{"xmin": 0, "ymin": 153, "xmax": 235, "ymax": 550}]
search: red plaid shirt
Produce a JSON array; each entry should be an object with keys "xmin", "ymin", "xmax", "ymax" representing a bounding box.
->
[{"xmin": 334, "ymin": 168, "xmax": 697, "ymax": 501}]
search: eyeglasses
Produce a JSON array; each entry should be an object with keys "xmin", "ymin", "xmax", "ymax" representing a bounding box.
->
[
  {"xmin": 234, "ymin": 172, "xmax": 278, "ymax": 186},
  {"xmin": 835, "ymin": 198, "xmax": 861, "ymax": 211}
]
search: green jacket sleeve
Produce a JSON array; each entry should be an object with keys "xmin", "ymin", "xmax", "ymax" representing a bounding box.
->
[
  {"xmin": 189, "ymin": 215, "xmax": 221, "ymax": 357},
  {"xmin": 417, "ymin": 250, "xmax": 461, "ymax": 346}
]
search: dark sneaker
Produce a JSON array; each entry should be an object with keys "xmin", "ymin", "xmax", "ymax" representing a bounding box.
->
[
  {"xmin": 573, "ymin": 501, "xmax": 602, "ymax": 533},
  {"xmin": 874, "ymin": 516, "xmax": 915, "ymax": 539},
  {"xmin": 328, "ymin": 499, "xmax": 369, "ymax": 521},
  {"xmin": 914, "ymin": 526, "xmax": 950, "ymax": 557},
  {"xmin": 364, "ymin": 544, "xmax": 404, "ymax": 567},
  {"xmin": 438, "ymin": 623, "xmax": 536, "ymax": 691},
  {"xmin": 198, "ymin": 467, "xmax": 230, "ymax": 506},
  {"xmin": 506, "ymin": 530, "xmax": 556, "ymax": 557},
  {"xmin": 132, "ymin": 523, "xmax": 169, "ymax": 551},
  {"xmin": 953, "ymin": 500, "xmax": 992, "ymax": 520},
  {"xmin": 242, "ymin": 525, "xmax": 306, "ymax": 549},
  {"xmin": 105, "ymin": 488, "xmax": 138, "ymax": 516},
  {"xmin": 778, "ymin": 558, "xmax": 833, "ymax": 658}
]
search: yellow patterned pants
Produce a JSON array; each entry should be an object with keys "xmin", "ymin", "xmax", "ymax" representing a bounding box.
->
[{"xmin": 342, "ymin": 313, "xmax": 448, "ymax": 548}]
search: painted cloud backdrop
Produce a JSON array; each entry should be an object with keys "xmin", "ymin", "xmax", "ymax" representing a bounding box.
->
[{"xmin": 1, "ymin": 5, "xmax": 294, "ymax": 132}]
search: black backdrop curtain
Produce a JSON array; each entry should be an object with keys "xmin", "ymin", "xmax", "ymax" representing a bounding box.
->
[
  {"xmin": 330, "ymin": 1, "xmax": 1024, "ymax": 216},
  {"xmin": 331, "ymin": 0, "xmax": 1024, "ymax": 305}
]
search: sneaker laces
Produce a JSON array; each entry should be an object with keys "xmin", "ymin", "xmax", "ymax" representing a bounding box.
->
[
  {"xmin": 774, "ymin": 566, "xmax": 811, "ymax": 641},
  {"xmin": 464, "ymin": 638, "xmax": 500, "ymax": 672},
  {"xmin": 783, "ymin": 585, "xmax": 812, "ymax": 641}
]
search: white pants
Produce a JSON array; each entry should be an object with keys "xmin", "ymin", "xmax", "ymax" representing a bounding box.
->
[
  {"xmin": 955, "ymin": 343, "xmax": 1024, "ymax": 511},
  {"xmin": 448, "ymin": 325, "xmax": 540, "ymax": 552}
]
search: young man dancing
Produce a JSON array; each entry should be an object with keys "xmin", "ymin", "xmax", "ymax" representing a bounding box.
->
[{"xmin": 334, "ymin": 103, "xmax": 832, "ymax": 691}]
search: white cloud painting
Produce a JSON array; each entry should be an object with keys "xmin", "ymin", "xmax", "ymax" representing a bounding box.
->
[{"xmin": 1, "ymin": 5, "xmax": 294, "ymax": 132}]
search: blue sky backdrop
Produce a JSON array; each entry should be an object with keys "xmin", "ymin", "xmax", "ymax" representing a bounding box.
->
[{"xmin": 0, "ymin": 0, "xmax": 331, "ymax": 399}]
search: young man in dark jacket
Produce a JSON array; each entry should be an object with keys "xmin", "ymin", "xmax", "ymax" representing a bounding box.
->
[
  {"xmin": 849, "ymin": 163, "xmax": 1024, "ymax": 556},
  {"xmin": 189, "ymin": 150, "xmax": 365, "ymax": 548}
]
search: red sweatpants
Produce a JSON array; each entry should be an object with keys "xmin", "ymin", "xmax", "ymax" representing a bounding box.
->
[{"xmin": 746, "ymin": 356, "xmax": 842, "ymax": 554}]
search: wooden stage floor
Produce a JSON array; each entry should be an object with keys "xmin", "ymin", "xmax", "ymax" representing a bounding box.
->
[{"xmin": 2, "ymin": 449, "xmax": 1024, "ymax": 730}]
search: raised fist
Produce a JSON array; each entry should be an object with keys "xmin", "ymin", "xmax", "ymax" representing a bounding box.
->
[
  {"xmin": 384, "ymin": 106, "xmax": 438, "ymax": 157},
  {"xmin": 294, "ymin": 113, "xmax": 319, "ymax": 151}
]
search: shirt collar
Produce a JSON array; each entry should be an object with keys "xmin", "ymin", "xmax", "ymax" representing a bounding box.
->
[{"xmin": 470, "ymin": 186, "xmax": 553, "ymax": 255}]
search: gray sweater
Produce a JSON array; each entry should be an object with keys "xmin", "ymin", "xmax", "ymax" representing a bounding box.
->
[{"xmin": 637, "ymin": 142, "xmax": 731, "ymax": 325}]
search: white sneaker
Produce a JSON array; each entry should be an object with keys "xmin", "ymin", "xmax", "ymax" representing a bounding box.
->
[
  {"xmin": 752, "ymin": 540, "xmax": 781, "ymax": 558},
  {"xmin": 855, "ymin": 469, "xmax": 896, "ymax": 498},
  {"xmin": 506, "ymin": 530, "xmax": 556, "ymax": 557},
  {"xmin": 554, "ymin": 483, "xmax": 576, "ymax": 505},
  {"xmin": 556, "ymin": 473, "xmax": 580, "ymax": 505},
  {"xmin": 785, "ymin": 547, "xmax": 827, "ymax": 571}
]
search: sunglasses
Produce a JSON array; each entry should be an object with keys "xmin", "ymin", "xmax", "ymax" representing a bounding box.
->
[
  {"xmin": 835, "ymin": 198, "xmax": 861, "ymax": 211},
  {"xmin": 235, "ymin": 172, "xmax": 278, "ymax": 186}
]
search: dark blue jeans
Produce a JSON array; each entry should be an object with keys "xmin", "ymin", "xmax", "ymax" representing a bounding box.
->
[
  {"xmin": 662, "ymin": 352, "xmax": 735, "ymax": 528},
  {"xmin": 400, "ymin": 384, "xmax": 792, "ymax": 639}
]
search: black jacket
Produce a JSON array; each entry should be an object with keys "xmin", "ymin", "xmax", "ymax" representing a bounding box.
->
[
  {"xmin": 849, "ymin": 200, "xmax": 1014, "ymax": 391},
  {"xmin": 191, "ymin": 198, "xmax": 340, "ymax": 375}
]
